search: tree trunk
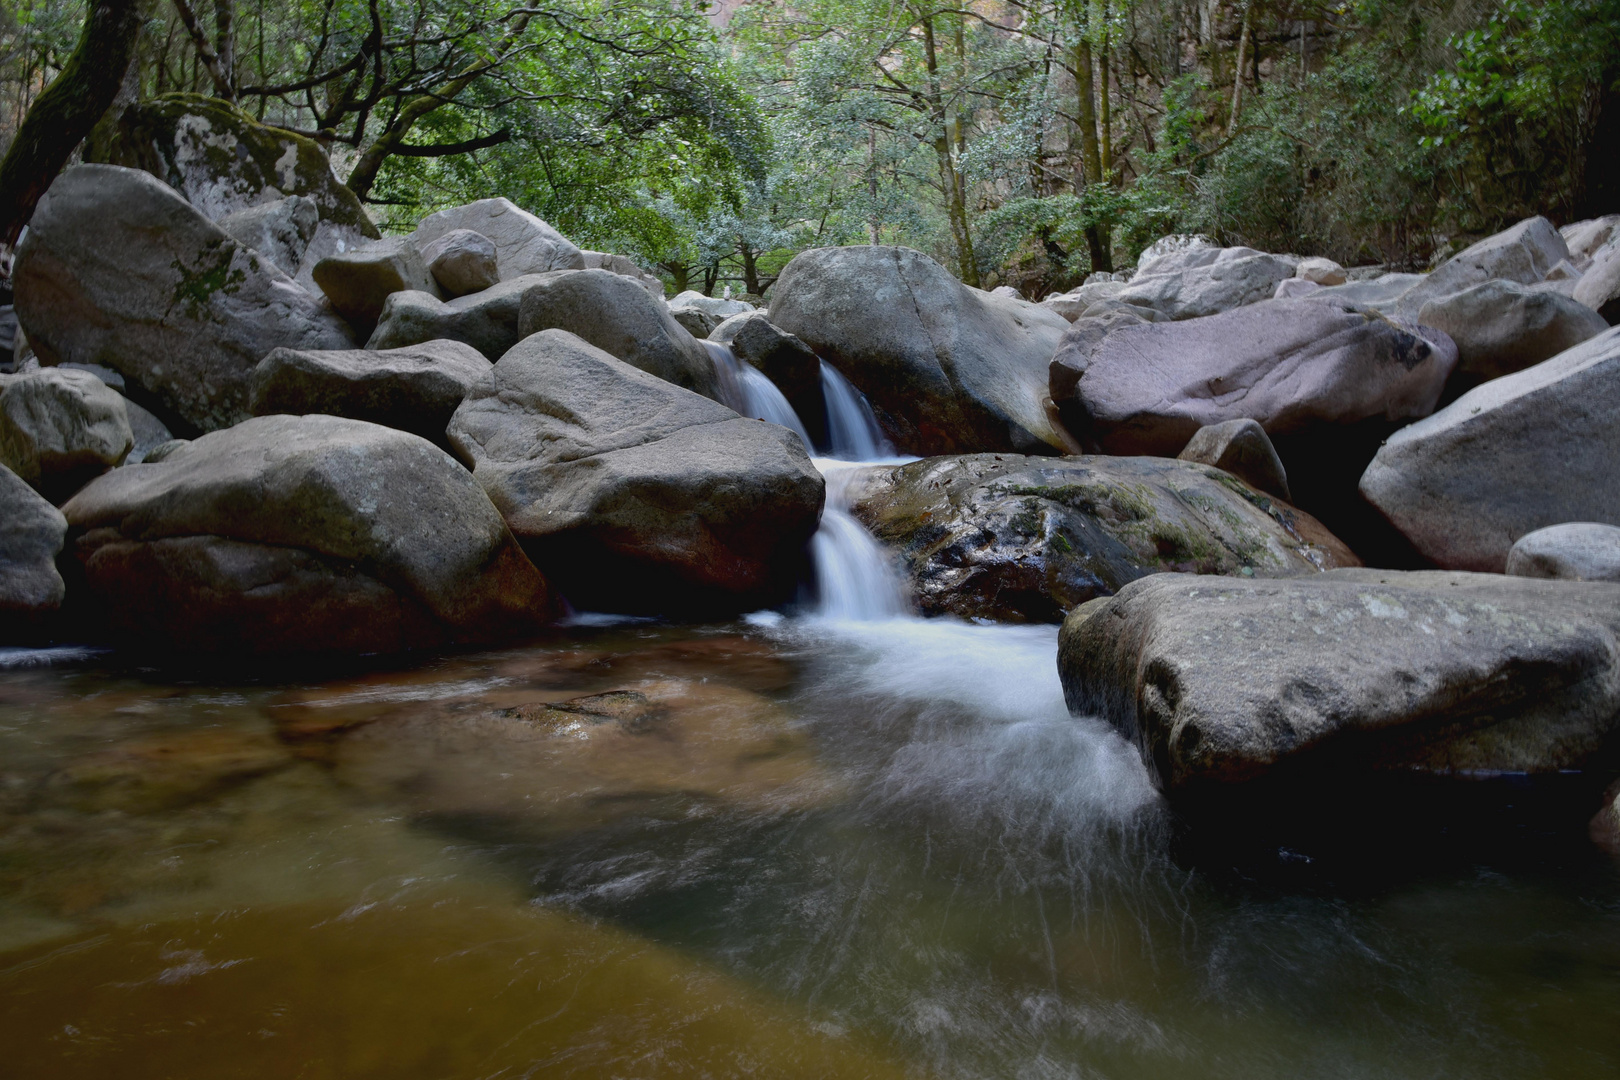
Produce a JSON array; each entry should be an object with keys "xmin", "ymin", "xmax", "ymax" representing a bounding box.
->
[
  {"xmin": 740, "ymin": 241, "xmax": 762, "ymax": 297},
  {"xmin": 0, "ymin": 0, "xmax": 146, "ymax": 246},
  {"xmin": 922, "ymin": 14, "xmax": 979, "ymax": 286},
  {"xmin": 1072, "ymin": 38, "xmax": 1112, "ymax": 272},
  {"xmin": 214, "ymin": 0, "xmax": 235, "ymax": 96},
  {"xmin": 1229, "ymin": 1, "xmax": 1254, "ymax": 135}
]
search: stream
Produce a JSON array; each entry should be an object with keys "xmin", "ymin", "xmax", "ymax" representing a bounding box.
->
[{"xmin": 1, "ymin": 349, "xmax": 1617, "ymax": 1078}]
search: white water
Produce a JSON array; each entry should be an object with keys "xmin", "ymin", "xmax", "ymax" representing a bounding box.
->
[
  {"xmin": 702, "ymin": 340, "xmax": 813, "ymax": 449},
  {"xmin": 809, "ymin": 458, "xmax": 914, "ymax": 620},
  {"xmin": 820, "ymin": 360, "xmax": 893, "ymax": 460}
]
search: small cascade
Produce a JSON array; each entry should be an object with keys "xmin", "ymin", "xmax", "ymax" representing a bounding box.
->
[
  {"xmin": 819, "ymin": 361, "xmax": 894, "ymax": 460},
  {"xmin": 701, "ymin": 340, "xmax": 813, "ymax": 449},
  {"xmin": 808, "ymin": 461, "xmax": 913, "ymax": 619}
]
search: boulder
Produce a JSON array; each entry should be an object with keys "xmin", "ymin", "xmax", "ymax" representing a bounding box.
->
[
  {"xmin": 1295, "ymin": 257, "xmax": 1347, "ymax": 286},
  {"xmin": 1505, "ymin": 523, "xmax": 1620, "ymax": 582},
  {"xmin": 410, "ymin": 198, "xmax": 584, "ymax": 279},
  {"xmin": 1573, "ymin": 241, "xmax": 1620, "ymax": 324},
  {"xmin": 1360, "ymin": 327, "xmax": 1620, "ymax": 571},
  {"xmin": 1273, "ymin": 278, "xmax": 1323, "ymax": 300},
  {"xmin": 768, "ymin": 245, "xmax": 1070, "ymax": 454},
  {"xmin": 218, "ymin": 195, "xmax": 318, "ymax": 277},
  {"xmin": 516, "ymin": 269, "xmax": 720, "ymax": 398},
  {"xmin": 420, "ymin": 229, "xmax": 499, "ymax": 296},
  {"xmin": 446, "ymin": 329, "xmax": 824, "ymax": 614},
  {"xmin": 1396, "ymin": 216, "xmax": 1571, "ymax": 317},
  {"xmin": 1039, "ymin": 280, "xmax": 1126, "ymax": 322},
  {"xmin": 1594, "ymin": 779, "xmax": 1620, "ymax": 855},
  {"xmin": 670, "ymin": 306, "xmax": 720, "ymax": 339},
  {"xmin": 0, "ymin": 464, "xmax": 67, "ymax": 637},
  {"xmin": 0, "ymin": 367, "xmax": 133, "ymax": 498},
  {"xmin": 669, "ymin": 290, "xmax": 754, "ymax": 319},
  {"xmin": 249, "ymin": 340, "xmax": 492, "ymax": 447},
  {"xmin": 1418, "ymin": 278, "xmax": 1608, "ymax": 391},
  {"xmin": 1132, "ymin": 234, "xmax": 1215, "ymax": 271},
  {"xmin": 88, "ymin": 93, "xmax": 379, "ymax": 238},
  {"xmin": 13, "ymin": 165, "xmax": 355, "ymax": 435},
  {"xmin": 312, "ymin": 238, "xmax": 440, "ymax": 333},
  {"xmin": 1058, "ymin": 569, "xmax": 1620, "ymax": 795},
  {"xmin": 143, "ymin": 439, "xmax": 188, "ymax": 463},
  {"xmin": 123, "ymin": 398, "xmax": 174, "ymax": 464},
  {"xmin": 711, "ymin": 312, "xmax": 826, "ymax": 447},
  {"xmin": 366, "ymin": 275, "xmax": 545, "ymax": 360},
  {"xmin": 580, "ymin": 250, "xmax": 664, "ymax": 297},
  {"xmin": 61, "ymin": 414, "xmax": 555, "ymax": 653},
  {"xmin": 848, "ymin": 454, "xmax": 1355, "ymax": 623},
  {"xmin": 1314, "ymin": 272, "xmax": 1427, "ymax": 312},
  {"xmin": 1562, "ymin": 215, "xmax": 1620, "ymax": 268},
  {"xmin": 1114, "ymin": 246, "xmax": 1297, "ymax": 320},
  {"xmin": 1177, "ymin": 418, "xmax": 1290, "ymax": 500}
]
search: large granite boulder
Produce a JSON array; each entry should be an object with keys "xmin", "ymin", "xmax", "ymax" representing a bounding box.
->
[
  {"xmin": 847, "ymin": 454, "xmax": 1355, "ymax": 623},
  {"xmin": 1058, "ymin": 569, "xmax": 1620, "ymax": 795},
  {"xmin": 1359, "ymin": 327, "xmax": 1620, "ymax": 572},
  {"xmin": 0, "ymin": 367, "xmax": 133, "ymax": 498},
  {"xmin": 312, "ymin": 238, "xmax": 440, "ymax": 333},
  {"xmin": 61, "ymin": 414, "xmax": 555, "ymax": 653},
  {"xmin": 218, "ymin": 195, "xmax": 319, "ymax": 277},
  {"xmin": 516, "ymin": 269, "xmax": 720, "ymax": 398},
  {"xmin": 249, "ymin": 340, "xmax": 491, "ymax": 447},
  {"xmin": 1395, "ymin": 216, "xmax": 1571, "ymax": 317},
  {"xmin": 1573, "ymin": 241, "xmax": 1620, "ymax": 324},
  {"xmin": 1113, "ymin": 245, "xmax": 1297, "ymax": 320},
  {"xmin": 12, "ymin": 165, "xmax": 355, "ymax": 435},
  {"xmin": 446, "ymin": 329, "xmax": 824, "ymax": 614},
  {"xmin": 1039, "ymin": 280, "xmax": 1127, "ymax": 321},
  {"xmin": 1563, "ymin": 215, "xmax": 1620, "ymax": 267},
  {"xmin": 1176, "ymin": 418, "xmax": 1290, "ymax": 500},
  {"xmin": 409, "ymin": 198, "xmax": 584, "ymax": 279},
  {"xmin": 768, "ymin": 246, "xmax": 1070, "ymax": 454},
  {"xmin": 421, "ymin": 229, "xmax": 499, "ymax": 297},
  {"xmin": 712, "ymin": 312, "xmax": 827, "ymax": 448},
  {"xmin": 1418, "ymin": 278, "xmax": 1607, "ymax": 392},
  {"xmin": 88, "ymin": 93, "xmax": 379, "ymax": 238},
  {"xmin": 366, "ymin": 275, "xmax": 545, "ymax": 360},
  {"xmin": 1506, "ymin": 523, "xmax": 1620, "ymax": 582},
  {"xmin": 0, "ymin": 464, "xmax": 67, "ymax": 638},
  {"xmin": 581, "ymin": 250, "xmax": 664, "ymax": 297}
]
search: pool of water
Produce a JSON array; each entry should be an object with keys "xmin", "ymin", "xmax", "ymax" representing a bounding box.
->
[{"xmin": 2, "ymin": 613, "xmax": 1617, "ymax": 1079}]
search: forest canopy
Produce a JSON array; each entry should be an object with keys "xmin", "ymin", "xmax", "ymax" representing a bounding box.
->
[{"xmin": 2, "ymin": 0, "xmax": 1617, "ymax": 298}]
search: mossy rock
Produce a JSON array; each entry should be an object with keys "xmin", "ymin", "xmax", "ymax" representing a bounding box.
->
[{"xmin": 87, "ymin": 93, "xmax": 379, "ymax": 239}]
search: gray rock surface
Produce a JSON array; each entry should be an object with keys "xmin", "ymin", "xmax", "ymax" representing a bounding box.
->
[
  {"xmin": 1360, "ymin": 326, "xmax": 1620, "ymax": 571},
  {"xmin": 1177, "ymin": 418, "xmax": 1291, "ymax": 500},
  {"xmin": 1058, "ymin": 569, "xmax": 1620, "ymax": 793},
  {"xmin": 250, "ymin": 340, "xmax": 492, "ymax": 446},
  {"xmin": 669, "ymin": 291, "xmax": 754, "ymax": 319},
  {"xmin": 1113, "ymin": 247, "xmax": 1297, "ymax": 320},
  {"xmin": 1505, "ymin": 523, "xmax": 1620, "ymax": 582},
  {"xmin": 1573, "ymin": 241, "xmax": 1620, "ymax": 324},
  {"xmin": 1418, "ymin": 278, "xmax": 1608, "ymax": 388},
  {"xmin": 420, "ymin": 229, "xmax": 499, "ymax": 296},
  {"xmin": 670, "ymin": 306, "xmax": 720, "ymax": 339},
  {"xmin": 1295, "ymin": 257, "xmax": 1347, "ymax": 286},
  {"xmin": 1562, "ymin": 215, "xmax": 1620, "ymax": 268},
  {"xmin": 0, "ymin": 367, "xmax": 132, "ymax": 497},
  {"xmin": 218, "ymin": 195, "xmax": 319, "ymax": 277},
  {"xmin": 410, "ymin": 198, "xmax": 584, "ymax": 279},
  {"xmin": 122, "ymin": 398, "xmax": 174, "ymax": 464},
  {"xmin": 12, "ymin": 165, "xmax": 355, "ymax": 435},
  {"xmin": 366, "ymin": 275, "xmax": 546, "ymax": 360},
  {"xmin": 0, "ymin": 463, "xmax": 67, "ymax": 635},
  {"xmin": 446, "ymin": 329, "xmax": 824, "ymax": 614},
  {"xmin": 312, "ymin": 238, "xmax": 439, "ymax": 333},
  {"xmin": 769, "ymin": 245, "xmax": 1070, "ymax": 454},
  {"xmin": 1039, "ymin": 280, "xmax": 1127, "ymax": 321},
  {"xmin": 850, "ymin": 454, "xmax": 1355, "ymax": 623},
  {"xmin": 1314, "ymin": 272, "xmax": 1427, "ymax": 311},
  {"xmin": 1396, "ymin": 216, "xmax": 1571, "ymax": 316},
  {"xmin": 516, "ymin": 269, "xmax": 720, "ymax": 398},
  {"xmin": 62, "ymin": 414, "xmax": 555, "ymax": 653},
  {"xmin": 713, "ymin": 312, "xmax": 826, "ymax": 447},
  {"xmin": 580, "ymin": 250, "xmax": 664, "ymax": 297}
]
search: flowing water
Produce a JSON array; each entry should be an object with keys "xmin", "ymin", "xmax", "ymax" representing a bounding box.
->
[{"xmin": 2, "ymin": 363, "xmax": 1618, "ymax": 1079}]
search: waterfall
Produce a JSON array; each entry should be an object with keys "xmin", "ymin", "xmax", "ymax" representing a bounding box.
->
[
  {"xmin": 808, "ymin": 461, "xmax": 912, "ymax": 620},
  {"xmin": 702, "ymin": 340, "xmax": 813, "ymax": 449},
  {"xmin": 820, "ymin": 361, "xmax": 894, "ymax": 460}
]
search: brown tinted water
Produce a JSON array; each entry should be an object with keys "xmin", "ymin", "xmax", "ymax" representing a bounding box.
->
[{"xmin": 1, "ymin": 616, "xmax": 1617, "ymax": 1079}]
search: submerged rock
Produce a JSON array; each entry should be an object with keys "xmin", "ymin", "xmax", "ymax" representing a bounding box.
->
[
  {"xmin": 446, "ymin": 329, "xmax": 823, "ymax": 614},
  {"xmin": 0, "ymin": 367, "xmax": 132, "ymax": 498},
  {"xmin": 769, "ymin": 245, "xmax": 1070, "ymax": 454},
  {"xmin": 62, "ymin": 414, "xmax": 556, "ymax": 653},
  {"xmin": 13, "ymin": 165, "xmax": 354, "ymax": 435},
  {"xmin": 1058, "ymin": 569, "xmax": 1620, "ymax": 794},
  {"xmin": 849, "ymin": 455, "xmax": 1356, "ymax": 623},
  {"xmin": 0, "ymin": 464, "xmax": 67, "ymax": 637},
  {"xmin": 1505, "ymin": 523, "xmax": 1620, "ymax": 582}
]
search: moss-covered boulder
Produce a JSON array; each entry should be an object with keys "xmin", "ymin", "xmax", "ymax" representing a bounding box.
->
[{"xmin": 849, "ymin": 454, "xmax": 1358, "ymax": 622}]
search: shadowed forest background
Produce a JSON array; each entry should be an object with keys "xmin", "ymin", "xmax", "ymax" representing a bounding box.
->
[{"xmin": 2, "ymin": 0, "xmax": 1617, "ymax": 299}]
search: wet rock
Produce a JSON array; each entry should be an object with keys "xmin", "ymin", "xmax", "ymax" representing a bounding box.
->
[
  {"xmin": 366, "ymin": 275, "xmax": 544, "ymax": 360},
  {"xmin": 1359, "ymin": 327, "xmax": 1620, "ymax": 571},
  {"xmin": 46, "ymin": 727, "xmax": 293, "ymax": 813},
  {"xmin": 1418, "ymin": 279, "xmax": 1607, "ymax": 391},
  {"xmin": 1505, "ymin": 523, "xmax": 1620, "ymax": 582},
  {"xmin": 218, "ymin": 195, "xmax": 319, "ymax": 277},
  {"xmin": 88, "ymin": 93, "xmax": 379, "ymax": 238},
  {"xmin": 516, "ymin": 269, "xmax": 720, "ymax": 398},
  {"xmin": 446, "ymin": 329, "xmax": 823, "ymax": 614},
  {"xmin": 1058, "ymin": 569, "xmax": 1620, "ymax": 794},
  {"xmin": 312, "ymin": 238, "xmax": 440, "ymax": 334},
  {"xmin": 0, "ymin": 464, "xmax": 67, "ymax": 636},
  {"xmin": 1177, "ymin": 418, "xmax": 1290, "ymax": 500},
  {"xmin": 0, "ymin": 367, "xmax": 132, "ymax": 498},
  {"xmin": 580, "ymin": 250, "xmax": 664, "ymax": 297},
  {"xmin": 769, "ymin": 245, "xmax": 1070, "ymax": 454},
  {"xmin": 711, "ymin": 312, "xmax": 826, "ymax": 446},
  {"xmin": 1113, "ymin": 246, "xmax": 1297, "ymax": 320},
  {"xmin": 420, "ymin": 229, "xmax": 499, "ymax": 296},
  {"xmin": 410, "ymin": 197, "xmax": 584, "ymax": 279},
  {"xmin": 249, "ymin": 340, "xmax": 491, "ymax": 447},
  {"xmin": 849, "ymin": 455, "xmax": 1355, "ymax": 623},
  {"xmin": 1573, "ymin": 241, "xmax": 1620, "ymax": 324},
  {"xmin": 62, "ymin": 414, "xmax": 556, "ymax": 653},
  {"xmin": 13, "ymin": 165, "xmax": 354, "ymax": 435}
]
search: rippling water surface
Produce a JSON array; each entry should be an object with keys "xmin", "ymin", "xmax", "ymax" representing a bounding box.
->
[{"xmin": 2, "ymin": 612, "xmax": 1617, "ymax": 1079}]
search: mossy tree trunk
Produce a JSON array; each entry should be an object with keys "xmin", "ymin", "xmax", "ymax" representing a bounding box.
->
[{"xmin": 0, "ymin": 0, "xmax": 146, "ymax": 245}]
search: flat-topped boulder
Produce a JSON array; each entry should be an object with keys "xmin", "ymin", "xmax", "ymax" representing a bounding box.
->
[
  {"xmin": 410, "ymin": 198, "xmax": 584, "ymax": 278},
  {"xmin": 0, "ymin": 464, "xmax": 67, "ymax": 639},
  {"xmin": 13, "ymin": 165, "xmax": 355, "ymax": 435},
  {"xmin": 62, "ymin": 414, "xmax": 555, "ymax": 653},
  {"xmin": 1360, "ymin": 327, "xmax": 1620, "ymax": 571},
  {"xmin": 447, "ymin": 329, "xmax": 823, "ymax": 614},
  {"xmin": 768, "ymin": 245, "xmax": 1070, "ymax": 454},
  {"xmin": 312, "ymin": 238, "xmax": 440, "ymax": 333},
  {"xmin": 1059, "ymin": 569, "xmax": 1620, "ymax": 794},
  {"xmin": 849, "ymin": 454, "xmax": 1355, "ymax": 623},
  {"xmin": 249, "ymin": 340, "xmax": 491, "ymax": 447}
]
